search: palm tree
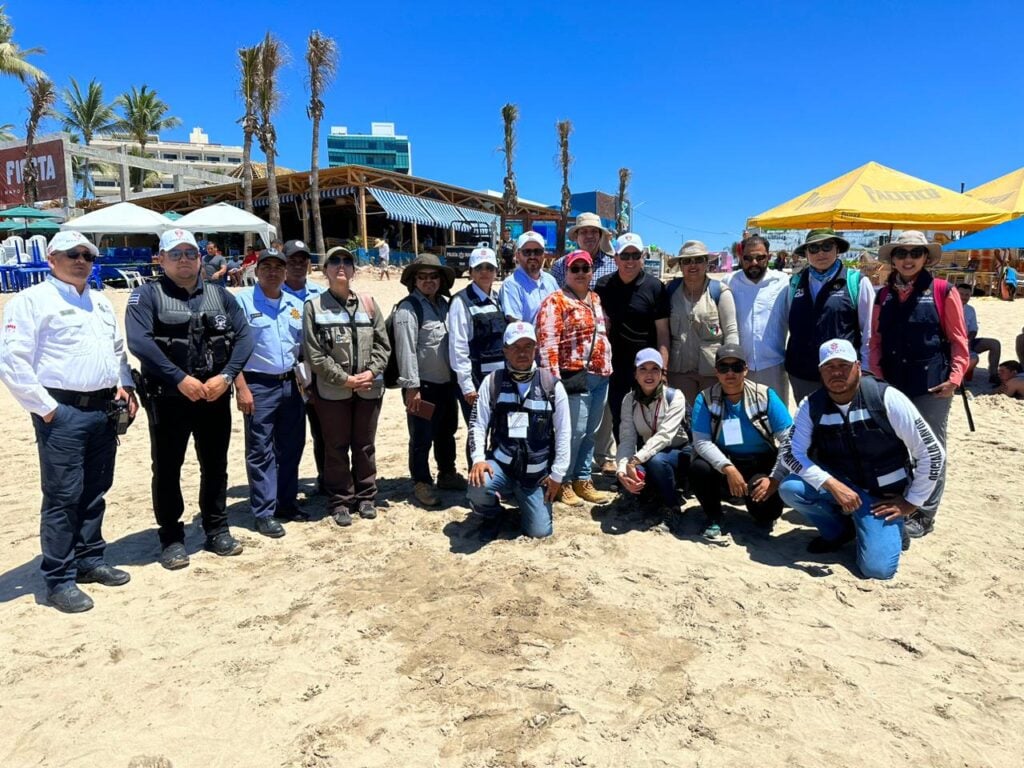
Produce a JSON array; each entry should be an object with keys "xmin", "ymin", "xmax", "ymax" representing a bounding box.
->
[
  {"xmin": 23, "ymin": 76, "xmax": 56, "ymax": 203},
  {"xmin": 305, "ymin": 31, "xmax": 339, "ymax": 258},
  {"xmin": 0, "ymin": 123, "xmax": 15, "ymax": 141},
  {"xmin": 237, "ymin": 45, "xmax": 260, "ymax": 219},
  {"xmin": 0, "ymin": 6, "xmax": 44, "ymax": 81},
  {"xmin": 256, "ymin": 32, "xmax": 287, "ymax": 237},
  {"xmin": 556, "ymin": 119, "xmax": 573, "ymax": 254},
  {"xmin": 60, "ymin": 77, "xmax": 117, "ymax": 198},
  {"xmin": 114, "ymin": 85, "xmax": 181, "ymax": 191},
  {"xmin": 616, "ymin": 167, "xmax": 632, "ymax": 235},
  {"xmin": 500, "ymin": 103, "xmax": 520, "ymax": 225}
]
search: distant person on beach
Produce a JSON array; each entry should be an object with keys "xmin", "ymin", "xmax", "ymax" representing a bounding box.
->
[
  {"xmin": 956, "ymin": 283, "xmax": 1001, "ymax": 385},
  {"xmin": 467, "ymin": 322, "xmax": 570, "ymax": 541},
  {"xmin": 780, "ymin": 339, "xmax": 944, "ymax": 580},
  {"xmin": 497, "ymin": 226, "xmax": 516, "ymax": 278},
  {"xmin": 0, "ymin": 231, "xmax": 137, "ymax": 613},
  {"xmin": 499, "ymin": 231, "xmax": 558, "ymax": 324},
  {"xmin": 997, "ymin": 254, "xmax": 1018, "ymax": 301},
  {"xmin": 785, "ymin": 229, "xmax": 874, "ymax": 404},
  {"xmin": 375, "ymin": 238, "xmax": 390, "ymax": 280},
  {"xmin": 994, "ymin": 361, "xmax": 1024, "ymax": 398},
  {"xmin": 202, "ymin": 241, "xmax": 228, "ymax": 286},
  {"xmin": 125, "ymin": 228, "xmax": 254, "ymax": 572}
]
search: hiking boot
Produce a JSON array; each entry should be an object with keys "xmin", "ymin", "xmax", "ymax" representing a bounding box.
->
[
  {"xmin": 159, "ymin": 542, "xmax": 190, "ymax": 570},
  {"xmin": 572, "ymin": 479, "xmax": 613, "ymax": 504},
  {"xmin": 76, "ymin": 564, "xmax": 131, "ymax": 587},
  {"xmin": 255, "ymin": 516, "xmax": 286, "ymax": 538},
  {"xmin": 599, "ymin": 459, "xmax": 618, "ymax": 477},
  {"xmin": 557, "ymin": 482, "xmax": 585, "ymax": 508},
  {"xmin": 904, "ymin": 514, "xmax": 933, "ymax": 539},
  {"xmin": 334, "ymin": 508, "xmax": 353, "ymax": 527},
  {"xmin": 475, "ymin": 516, "xmax": 503, "ymax": 542},
  {"xmin": 357, "ymin": 501, "xmax": 377, "ymax": 519},
  {"xmin": 807, "ymin": 523, "xmax": 856, "ymax": 554},
  {"xmin": 205, "ymin": 532, "xmax": 243, "ymax": 557},
  {"xmin": 48, "ymin": 585, "xmax": 94, "ymax": 613},
  {"xmin": 414, "ymin": 482, "xmax": 441, "ymax": 508},
  {"xmin": 436, "ymin": 471, "xmax": 468, "ymax": 491}
]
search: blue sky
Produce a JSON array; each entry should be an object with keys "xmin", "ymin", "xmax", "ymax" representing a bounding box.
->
[{"xmin": 2, "ymin": 0, "xmax": 1022, "ymax": 250}]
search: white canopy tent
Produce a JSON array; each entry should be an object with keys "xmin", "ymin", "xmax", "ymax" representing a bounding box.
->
[
  {"xmin": 172, "ymin": 203, "xmax": 277, "ymax": 247},
  {"xmin": 60, "ymin": 202, "xmax": 175, "ymax": 236}
]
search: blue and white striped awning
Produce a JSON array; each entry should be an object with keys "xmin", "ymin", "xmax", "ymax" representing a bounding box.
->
[
  {"xmin": 418, "ymin": 197, "xmax": 472, "ymax": 231},
  {"xmin": 456, "ymin": 205, "xmax": 499, "ymax": 229},
  {"xmin": 319, "ymin": 186, "xmax": 353, "ymax": 199},
  {"xmin": 369, "ymin": 187, "xmax": 435, "ymax": 227}
]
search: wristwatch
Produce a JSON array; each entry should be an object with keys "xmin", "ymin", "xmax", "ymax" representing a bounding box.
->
[{"xmin": 221, "ymin": 373, "xmax": 232, "ymax": 385}]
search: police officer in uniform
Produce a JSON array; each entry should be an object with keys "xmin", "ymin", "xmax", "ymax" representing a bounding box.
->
[
  {"xmin": 0, "ymin": 231, "xmax": 137, "ymax": 613},
  {"xmin": 126, "ymin": 228, "xmax": 254, "ymax": 570}
]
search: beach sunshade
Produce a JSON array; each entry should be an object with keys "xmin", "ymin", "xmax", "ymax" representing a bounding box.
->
[
  {"xmin": 173, "ymin": 202, "xmax": 276, "ymax": 247},
  {"xmin": 61, "ymin": 201, "xmax": 174, "ymax": 236},
  {"xmin": 26, "ymin": 220, "xmax": 60, "ymax": 234},
  {"xmin": 942, "ymin": 216, "xmax": 1024, "ymax": 251},
  {"xmin": 747, "ymin": 161, "xmax": 1011, "ymax": 231},
  {"xmin": 163, "ymin": 210, "xmax": 183, "ymax": 221},
  {"xmin": 0, "ymin": 205, "xmax": 63, "ymax": 219},
  {"xmin": 0, "ymin": 219, "xmax": 23, "ymax": 231},
  {"xmin": 965, "ymin": 167, "xmax": 1024, "ymax": 217}
]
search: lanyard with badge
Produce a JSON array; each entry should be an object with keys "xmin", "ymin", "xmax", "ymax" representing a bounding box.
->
[
  {"xmin": 507, "ymin": 380, "xmax": 530, "ymax": 439},
  {"xmin": 639, "ymin": 397, "xmax": 662, "ymax": 435}
]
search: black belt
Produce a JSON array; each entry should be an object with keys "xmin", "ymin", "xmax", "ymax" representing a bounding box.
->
[
  {"xmin": 46, "ymin": 387, "xmax": 117, "ymax": 410},
  {"xmin": 245, "ymin": 371, "xmax": 294, "ymax": 382}
]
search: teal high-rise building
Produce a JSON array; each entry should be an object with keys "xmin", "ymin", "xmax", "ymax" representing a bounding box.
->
[{"xmin": 326, "ymin": 122, "xmax": 412, "ymax": 174}]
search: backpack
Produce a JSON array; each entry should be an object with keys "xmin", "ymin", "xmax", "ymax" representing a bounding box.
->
[
  {"xmin": 383, "ymin": 296, "xmax": 423, "ymax": 389},
  {"xmin": 667, "ymin": 278, "xmax": 722, "ymax": 304},
  {"xmin": 788, "ymin": 267, "xmax": 862, "ymax": 306}
]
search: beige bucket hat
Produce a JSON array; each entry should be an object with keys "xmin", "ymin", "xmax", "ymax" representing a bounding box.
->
[
  {"xmin": 878, "ymin": 230, "xmax": 942, "ymax": 268},
  {"xmin": 567, "ymin": 212, "xmax": 613, "ymax": 255}
]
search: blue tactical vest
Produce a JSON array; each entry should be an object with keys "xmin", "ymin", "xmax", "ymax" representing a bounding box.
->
[
  {"xmin": 151, "ymin": 280, "xmax": 234, "ymax": 379},
  {"xmin": 807, "ymin": 374, "xmax": 910, "ymax": 497},
  {"xmin": 876, "ymin": 272, "xmax": 950, "ymax": 398},
  {"xmin": 487, "ymin": 369, "xmax": 556, "ymax": 487},
  {"xmin": 455, "ymin": 285, "xmax": 507, "ymax": 388},
  {"xmin": 786, "ymin": 266, "xmax": 861, "ymax": 381}
]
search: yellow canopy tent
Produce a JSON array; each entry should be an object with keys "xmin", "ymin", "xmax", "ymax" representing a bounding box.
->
[
  {"xmin": 747, "ymin": 161, "xmax": 1010, "ymax": 231},
  {"xmin": 965, "ymin": 167, "xmax": 1024, "ymax": 217}
]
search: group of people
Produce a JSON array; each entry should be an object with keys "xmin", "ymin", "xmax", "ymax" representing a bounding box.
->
[{"xmin": 1, "ymin": 212, "xmax": 999, "ymax": 614}]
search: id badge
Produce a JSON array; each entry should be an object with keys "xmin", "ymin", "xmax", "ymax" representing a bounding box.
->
[
  {"xmin": 721, "ymin": 417, "xmax": 743, "ymax": 446},
  {"xmin": 508, "ymin": 412, "xmax": 529, "ymax": 439}
]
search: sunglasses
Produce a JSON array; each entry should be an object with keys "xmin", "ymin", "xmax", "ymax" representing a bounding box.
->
[
  {"xmin": 569, "ymin": 264, "xmax": 592, "ymax": 274},
  {"xmin": 715, "ymin": 361, "xmax": 746, "ymax": 374},
  {"xmin": 678, "ymin": 256, "xmax": 707, "ymax": 266},
  {"xmin": 472, "ymin": 263, "xmax": 497, "ymax": 272},
  {"xmin": 617, "ymin": 251, "xmax": 643, "ymax": 261},
  {"xmin": 742, "ymin": 254, "xmax": 769, "ymax": 263},
  {"xmin": 520, "ymin": 248, "xmax": 544, "ymax": 257},
  {"xmin": 416, "ymin": 272, "xmax": 441, "ymax": 280},
  {"xmin": 805, "ymin": 242, "xmax": 836, "ymax": 255},
  {"xmin": 63, "ymin": 249, "xmax": 97, "ymax": 262},
  {"xmin": 166, "ymin": 249, "xmax": 200, "ymax": 261},
  {"xmin": 891, "ymin": 246, "xmax": 930, "ymax": 260}
]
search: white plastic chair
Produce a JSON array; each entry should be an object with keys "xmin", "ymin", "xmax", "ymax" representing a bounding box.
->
[
  {"xmin": 27, "ymin": 235, "xmax": 47, "ymax": 262},
  {"xmin": 3, "ymin": 236, "xmax": 25, "ymax": 262},
  {"xmin": 114, "ymin": 268, "xmax": 144, "ymax": 288}
]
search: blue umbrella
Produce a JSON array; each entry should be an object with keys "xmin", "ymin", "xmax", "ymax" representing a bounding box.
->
[{"xmin": 942, "ymin": 216, "xmax": 1024, "ymax": 250}]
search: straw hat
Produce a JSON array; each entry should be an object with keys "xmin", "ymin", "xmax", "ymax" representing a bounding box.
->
[
  {"xmin": 373, "ymin": 238, "xmax": 387, "ymax": 248},
  {"xmin": 878, "ymin": 230, "xmax": 942, "ymax": 268},
  {"xmin": 400, "ymin": 253, "xmax": 456, "ymax": 291},
  {"xmin": 567, "ymin": 212, "xmax": 613, "ymax": 255},
  {"xmin": 793, "ymin": 228, "xmax": 850, "ymax": 257},
  {"xmin": 667, "ymin": 240, "xmax": 710, "ymax": 268}
]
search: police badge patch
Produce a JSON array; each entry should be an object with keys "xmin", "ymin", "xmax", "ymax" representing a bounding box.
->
[{"xmin": 213, "ymin": 314, "xmax": 229, "ymax": 331}]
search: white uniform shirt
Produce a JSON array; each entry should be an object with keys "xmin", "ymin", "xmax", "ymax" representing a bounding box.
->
[
  {"xmin": 722, "ymin": 269, "xmax": 789, "ymax": 371},
  {"xmin": 448, "ymin": 282, "xmax": 502, "ymax": 396},
  {"xmin": 0, "ymin": 277, "xmax": 133, "ymax": 416}
]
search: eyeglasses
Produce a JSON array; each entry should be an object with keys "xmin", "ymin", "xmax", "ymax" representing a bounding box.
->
[
  {"xmin": 891, "ymin": 246, "xmax": 930, "ymax": 259},
  {"xmin": 416, "ymin": 272, "xmax": 441, "ymax": 280},
  {"xmin": 569, "ymin": 264, "xmax": 592, "ymax": 274},
  {"xmin": 166, "ymin": 249, "xmax": 200, "ymax": 261},
  {"xmin": 62, "ymin": 249, "xmax": 96, "ymax": 262},
  {"xmin": 742, "ymin": 254, "xmax": 769, "ymax": 263},
  {"xmin": 617, "ymin": 251, "xmax": 642, "ymax": 261},
  {"xmin": 715, "ymin": 361, "xmax": 746, "ymax": 374},
  {"xmin": 520, "ymin": 248, "xmax": 544, "ymax": 257},
  {"xmin": 805, "ymin": 242, "xmax": 836, "ymax": 255},
  {"xmin": 677, "ymin": 256, "xmax": 707, "ymax": 266}
]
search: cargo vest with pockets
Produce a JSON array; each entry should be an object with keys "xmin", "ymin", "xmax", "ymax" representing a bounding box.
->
[
  {"xmin": 786, "ymin": 265, "xmax": 863, "ymax": 381},
  {"xmin": 454, "ymin": 284, "xmax": 507, "ymax": 389},
  {"xmin": 876, "ymin": 273, "xmax": 951, "ymax": 398},
  {"xmin": 310, "ymin": 289, "xmax": 382, "ymax": 400},
  {"xmin": 487, "ymin": 368, "xmax": 557, "ymax": 487},
  {"xmin": 151, "ymin": 280, "xmax": 234, "ymax": 380}
]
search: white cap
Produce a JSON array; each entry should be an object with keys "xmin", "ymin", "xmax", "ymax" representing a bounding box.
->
[
  {"xmin": 615, "ymin": 232, "xmax": 645, "ymax": 255},
  {"xmin": 634, "ymin": 348, "xmax": 663, "ymax": 369},
  {"xmin": 159, "ymin": 228, "xmax": 198, "ymax": 252},
  {"xmin": 469, "ymin": 246, "xmax": 498, "ymax": 269},
  {"xmin": 516, "ymin": 231, "xmax": 546, "ymax": 251},
  {"xmin": 818, "ymin": 338, "xmax": 858, "ymax": 367},
  {"xmin": 503, "ymin": 321, "xmax": 536, "ymax": 346},
  {"xmin": 47, "ymin": 230, "xmax": 98, "ymax": 257}
]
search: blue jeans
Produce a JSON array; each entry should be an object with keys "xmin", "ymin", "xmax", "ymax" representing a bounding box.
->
[
  {"xmin": 642, "ymin": 448, "xmax": 687, "ymax": 507},
  {"xmin": 32, "ymin": 404, "xmax": 117, "ymax": 592},
  {"xmin": 466, "ymin": 461, "xmax": 552, "ymax": 538},
  {"xmin": 779, "ymin": 476, "xmax": 904, "ymax": 580},
  {"xmin": 566, "ymin": 374, "xmax": 609, "ymax": 481},
  {"xmin": 243, "ymin": 376, "xmax": 306, "ymax": 518}
]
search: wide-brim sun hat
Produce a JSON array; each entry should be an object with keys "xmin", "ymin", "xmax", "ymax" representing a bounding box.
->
[
  {"xmin": 400, "ymin": 253, "xmax": 456, "ymax": 291},
  {"xmin": 667, "ymin": 240, "xmax": 710, "ymax": 269},
  {"xmin": 878, "ymin": 230, "xmax": 942, "ymax": 268},
  {"xmin": 794, "ymin": 228, "xmax": 850, "ymax": 257},
  {"xmin": 567, "ymin": 212, "xmax": 613, "ymax": 255}
]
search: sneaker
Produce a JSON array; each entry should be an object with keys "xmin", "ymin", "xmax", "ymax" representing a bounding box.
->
[
  {"xmin": 357, "ymin": 501, "xmax": 377, "ymax": 520},
  {"xmin": 599, "ymin": 460, "xmax": 618, "ymax": 477},
  {"xmin": 159, "ymin": 542, "xmax": 190, "ymax": 570},
  {"xmin": 807, "ymin": 523, "xmax": 856, "ymax": 554},
  {"xmin": 255, "ymin": 516, "xmax": 286, "ymax": 538},
  {"xmin": 48, "ymin": 585, "xmax": 94, "ymax": 613},
  {"xmin": 76, "ymin": 564, "xmax": 131, "ymax": 587},
  {"xmin": 702, "ymin": 522, "xmax": 723, "ymax": 540},
  {"xmin": 414, "ymin": 482, "xmax": 441, "ymax": 507},
  {"xmin": 475, "ymin": 516, "xmax": 503, "ymax": 542},
  {"xmin": 334, "ymin": 508, "xmax": 353, "ymax": 527},
  {"xmin": 572, "ymin": 479, "xmax": 613, "ymax": 504},
  {"xmin": 556, "ymin": 482, "xmax": 585, "ymax": 508},
  {"xmin": 904, "ymin": 514, "xmax": 933, "ymax": 539},
  {"xmin": 436, "ymin": 471, "xmax": 468, "ymax": 491},
  {"xmin": 205, "ymin": 532, "xmax": 243, "ymax": 557}
]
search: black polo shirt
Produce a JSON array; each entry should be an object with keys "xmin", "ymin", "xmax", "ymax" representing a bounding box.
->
[{"xmin": 595, "ymin": 270, "xmax": 669, "ymax": 374}]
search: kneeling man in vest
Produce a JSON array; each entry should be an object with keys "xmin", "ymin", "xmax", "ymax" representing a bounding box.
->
[
  {"xmin": 779, "ymin": 339, "xmax": 945, "ymax": 579},
  {"xmin": 467, "ymin": 322, "xmax": 570, "ymax": 541}
]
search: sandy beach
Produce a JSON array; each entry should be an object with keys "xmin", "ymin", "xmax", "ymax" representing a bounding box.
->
[{"xmin": 1, "ymin": 273, "xmax": 1023, "ymax": 768}]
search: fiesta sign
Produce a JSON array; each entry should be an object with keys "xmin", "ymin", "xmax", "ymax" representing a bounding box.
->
[{"xmin": 0, "ymin": 139, "xmax": 67, "ymax": 206}]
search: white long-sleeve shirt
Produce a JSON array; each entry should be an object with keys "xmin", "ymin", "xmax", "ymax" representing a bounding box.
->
[
  {"xmin": 615, "ymin": 388, "xmax": 689, "ymax": 474},
  {"xmin": 448, "ymin": 282, "xmax": 502, "ymax": 396},
  {"xmin": 469, "ymin": 370, "xmax": 571, "ymax": 483},
  {"xmin": 0, "ymin": 277, "xmax": 133, "ymax": 416},
  {"xmin": 785, "ymin": 385, "xmax": 944, "ymax": 507},
  {"xmin": 722, "ymin": 269, "xmax": 789, "ymax": 371}
]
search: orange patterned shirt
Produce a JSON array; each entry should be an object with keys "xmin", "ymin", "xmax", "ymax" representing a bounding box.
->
[{"xmin": 536, "ymin": 288, "xmax": 613, "ymax": 377}]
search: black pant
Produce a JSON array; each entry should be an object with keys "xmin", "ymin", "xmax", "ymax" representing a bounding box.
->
[
  {"xmin": 305, "ymin": 400, "xmax": 325, "ymax": 488},
  {"xmin": 407, "ymin": 380, "xmax": 458, "ymax": 483},
  {"xmin": 689, "ymin": 453, "xmax": 782, "ymax": 525},
  {"xmin": 313, "ymin": 394, "xmax": 382, "ymax": 514},
  {"xmin": 146, "ymin": 394, "xmax": 231, "ymax": 546}
]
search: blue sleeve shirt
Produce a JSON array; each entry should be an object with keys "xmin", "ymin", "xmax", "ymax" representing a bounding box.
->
[
  {"xmin": 692, "ymin": 388, "xmax": 792, "ymax": 456},
  {"xmin": 236, "ymin": 286, "xmax": 304, "ymax": 375}
]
